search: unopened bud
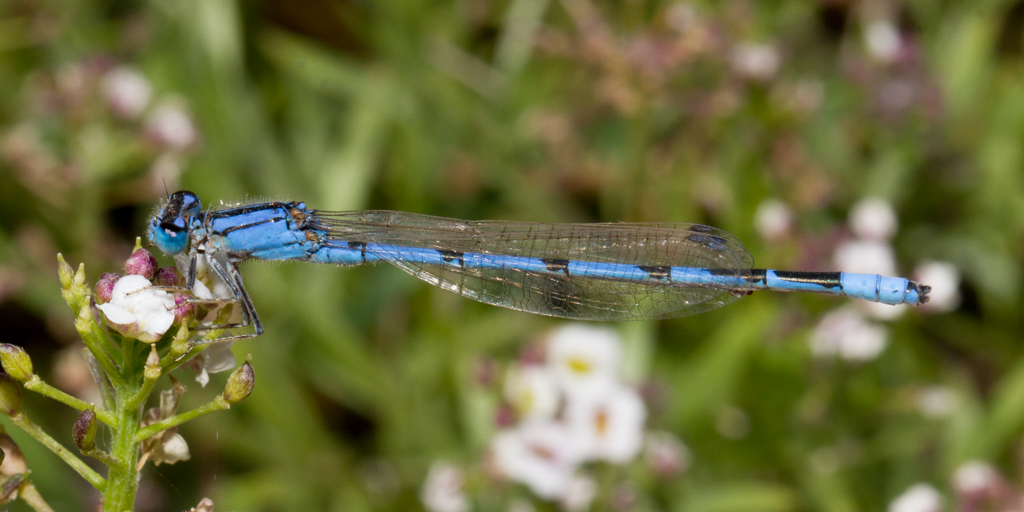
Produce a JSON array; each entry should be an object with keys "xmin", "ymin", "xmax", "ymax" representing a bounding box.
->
[
  {"xmin": 153, "ymin": 266, "xmax": 184, "ymax": 287},
  {"xmin": 124, "ymin": 248, "xmax": 158, "ymax": 280},
  {"xmin": 57, "ymin": 254, "xmax": 74, "ymax": 289},
  {"xmin": 0, "ymin": 345, "xmax": 32, "ymax": 383},
  {"xmin": 73, "ymin": 409, "xmax": 97, "ymax": 451},
  {"xmin": 93, "ymin": 273, "xmax": 120, "ymax": 304},
  {"xmin": 0, "ymin": 376, "xmax": 22, "ymax": 416},
  {"xmin": 173, "ymin": 294, "xmax": 195, "ymax": 324},
  {"xmin": 223, "ymin": 358, "xmax": 254, "ymax": 404}
]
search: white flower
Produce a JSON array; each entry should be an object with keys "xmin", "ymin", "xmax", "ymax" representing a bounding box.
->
[
  {"xmin": 644, "ymin": 431, "xmax": 691, "ymax": 477},
  {"xmin": 146, "ymin": 101, "xmax": 197, "ymax": 150},
  {"xmin": 888, "ymin": 483, "xmax": 942, "ymax": 512},
  {"xmin": 731, "ymin": 42, "xmax": 781, "ymax": 81},
  {"xmin": 151, "ymin": 431, "xmax": 191, "ymax": 465},
  {"xmin": 96, "ymin": 275, "xmax": 175, "ymax": 342},
  {"xmin": 189, "ymin": 343, "xmax": 237, "ymax": 388},
  {"xmin": 103, "ymin": 66, "xmax": 152, "ymax": 118},
  {"xmin": 917, "ymin": 386, "xmax": 956, "ymax": 418},
  {"xmin": 491, "ymin": 422, "xmax": 584, "ymax": 500},
  {"xmin": 865, "ymin": 20, "xmax": 901, "ymax": 64},
  {"xmin": 547, "ymin": 324, "xmax": 622, "ymax": 401},
  {"xmin": 504, "ymin": 365, "xmax": 559, "ymax": 422},
  {"xmin": 754, "ymin": 199, "xmax": 793, "ymax": 241},
  {"xmin": 810, "ymin": 307, "xmax": 888, "ymax": 362},
  {"xmin": 565, "ymin": 385, "xmax": 646, "ymax": 464},
  {"xmin": 560, "ymin": 474, "xmax": 597, "ymax": 512},
  {"xmin": 421, "ymin": 461, "xmax": 470, "ymax": 512},
  {"xmin": 914, "ymin": 261, "xmax": 960, "ymax": 313},
  {"xmin": 849, "ymin": 197, "xmax": 898, "ymax": 242}
]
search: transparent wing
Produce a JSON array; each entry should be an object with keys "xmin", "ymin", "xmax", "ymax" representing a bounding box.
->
[{"xmin": 309, "ymin": 210, "xmax": 754, "ymax": 321}]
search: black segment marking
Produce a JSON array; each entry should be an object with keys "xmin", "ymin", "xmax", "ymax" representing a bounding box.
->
[
  {"xmin": 348, "ymin": 241, "xmax": 367, "ymax": 261},
  {"xmin": 739, "ymin": 269, "xmax": 768, "ymax": 284},
  {"xmin": 439, "ymin": 249, "xmax": 465, "ymax": 266},
  {"xmin": 772, "ymin": 270, "xmax": 842, "ymax": 290},
  {"xmin": 217, "ymin": 216, "xmax": 284, "ymax": 236},
  {"xmin": 540, "ymin": 258, "xmax": 570, "ymax": 274},
  {"xmin": 639, "ymin": 265, "xmax": 672, "ymax": 280}
]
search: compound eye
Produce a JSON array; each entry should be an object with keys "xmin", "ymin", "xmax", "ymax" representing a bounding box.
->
[
  {"xmin": 160, "ymin": 217, "xmax": 188, "ymax": 234},
  {"xmin": 167, "ymin": 190, "xmax": 202, "ymax": 218}
]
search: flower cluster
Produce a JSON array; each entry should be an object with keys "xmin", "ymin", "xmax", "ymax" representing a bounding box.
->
[
  {"xmin": 420, "ymin": 324, "xmax": 690, "ymax": 512},
  {"xmin": 812, "ymin": 197, "xmax": 960, "ymax": 363},
  {"xmin": 0, "ymin": 248, "xmax": 255, "ymax": 511},
  {"xmin": 887, "ymin": 460, "xmax": 1024, "ymax": 512}
]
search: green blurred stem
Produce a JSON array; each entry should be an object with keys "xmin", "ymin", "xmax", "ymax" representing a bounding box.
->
[
  {"xmin": 9, "ymin": 412, "xmax": 106, "ymax": 491},
  {"xmin": 23, "ymin": 377, "xmax": 117, "ymax": 427},
  {"xmin": 83, "ymin": 350, "xmax": 116, "ymax": 412},
  {"xmin": 134, "ymin": 396, "xmax": 230, "ymax": 444},
  {"xmin": 18, "ymin": 481, "xmax": 55, "ymax": 512}
]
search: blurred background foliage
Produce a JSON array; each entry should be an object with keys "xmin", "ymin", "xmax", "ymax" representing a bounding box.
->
[{"xmin": 0, "ymin": 0, "xmax": 1020, "ymax": 510}]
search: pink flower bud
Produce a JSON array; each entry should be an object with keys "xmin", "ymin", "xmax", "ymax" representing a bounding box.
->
[
  {"xmin": 172, "ymin": 294, "xmax": 195, "ymax": 324},
  {"xmin": 93, "ymin": 273, "xmax": 120, "ymax": 304},
  {"xmin": 153, "ymin": 266, "xmax": 184, "ymax": 287},
  {"xmin": 124, "ymin": 249, "xmax": 158, "ymax": 279}
]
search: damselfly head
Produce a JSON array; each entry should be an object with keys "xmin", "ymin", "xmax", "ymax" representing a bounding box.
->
[{"xmin": 148, "ymin": 191, "xmax": 201, "ymax": 255}]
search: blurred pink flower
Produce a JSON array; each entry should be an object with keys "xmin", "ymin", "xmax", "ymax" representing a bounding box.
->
[
  {"xmin": 421, "ymin": 461, "xmax": 470, "ymax": 512},
  {"xmin": 731, "ymin": 42, "xmax": 781, "ymax": 81},
  {"xmin": 103, "ymin": 66, "xmax": 152, "ymax": 118},
  {"xmin": 146, "ymin": 101, "xmax": 198, "ymax": 150},
  {"xmin": 644, "ymin": 431, "xmax": 691, "ymax": 478}
]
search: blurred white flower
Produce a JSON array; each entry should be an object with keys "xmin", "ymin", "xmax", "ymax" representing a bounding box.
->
[
  {"xmin": 953, "ymin": 460, "xmax": 999, "ymax": 497},
  {"xmin": 914, "ymin": 261, "xmax": 960, "ymax": 313},
  {"xmin": 565, "ymin": 385, "xmax": 646, "ymax": 463},
  {"xmin": 834, "ymin": 239, "xmax": 897, "ymax": 276},
  {"xmin": 644, "ymin": 431, "xmax": 691, "ymax": 478},
  {"xmin": 547, "ymin": 324, "xmax": 622, "ymax": 401},
  {"xmin": 849, "ymin": 197, "xmax": 898, "ymax": 241},
  {"xmin": 146, "ymin": 101, "xmax": 198, "ymax": 150},
  {"xmin": 754, "ymin": 198, "xmax": 794, "ymax": 241},
  {"xmin": 888, "ymin": 483, "xmax": 942, "ymax": 512},
  {"xmin": 421, "ymin": 461, "xmax": 470, "ymax": 512},
  {"xmin": 731, "ymin": 42, "xmax": 781, "ymax": 81},
  {"xmin": 96, "ymin": 275, "xmax": 175, "ymax": 342},
  {"xmin": 504, "ymin": 365, "xmax": 559, "ymax": 422},
  {"xmin": 491, "ymin": 422, "xmax": 583, "ymax": 500},
  {"xmin": 810, "ymin": 307, "xmax": 888, "ymax": 362},
  {"xmin": 917, "ymin": 386, "xmax": 956, "ymax": 418},
  {"xmin": 865, "ymin": 20, "xmax": 901, "ymax": 64},
  {"xmin": 188, "ymin": 343, "xmax": 237, "ymax": 388},
  {"xmin": 103, "ymin": 66, "xmax": 152, "ymax": 118},
  {"xmin": 560, "ymin": 474, "xmax": 597, "ymax": 512}
]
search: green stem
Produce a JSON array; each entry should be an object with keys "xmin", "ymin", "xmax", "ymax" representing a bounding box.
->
[
  {"xmin": 82, "ymin": 350, "xmax": 116, "ymax": 412},
  {"xmin": 18, "ymin": 481, "xmax": 55, "ymax": 512},
  {"xmin": 134, "ymin": 396, "xmax": 230, "ymax": 444},
  {"xmin": 73, "ymin": 308, "xmax": 123, "ymax": 386},
  {"xmin": 22, "ymin": 377, "xmax": 117, "ymax": 427},
  {"xmin": 100, "ymin": 341, "xmax": 147, "ymax": 512},
  {"xmin": 83, "ymin": 448, "xmax": 119, "ymax": 468},
  {"xmin": 9, "ymin": 413, "xmax": 106, "ymax": 491}
]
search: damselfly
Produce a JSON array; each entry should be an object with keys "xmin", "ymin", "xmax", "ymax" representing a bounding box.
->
[{"xmin": 148, "ymin": 191, "xmax": 930, "ymax": 342}]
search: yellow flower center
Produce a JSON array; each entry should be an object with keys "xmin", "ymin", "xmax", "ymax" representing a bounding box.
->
[{"xmin": 567, "ymin": 356, "xmax": 592, "ymax": 375}]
